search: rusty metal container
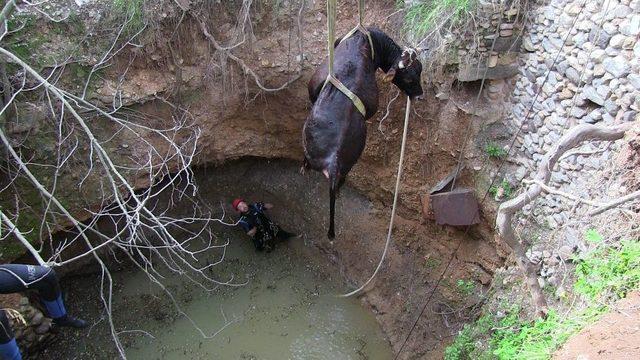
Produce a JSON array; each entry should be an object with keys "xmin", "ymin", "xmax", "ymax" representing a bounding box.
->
[
  {"xmin": 430, "ymin": 188, "xmax": 480, "ymax": 226},
  {"xmin": 425, "ymin": 167, "xmax": 480, "ymax": 226}
]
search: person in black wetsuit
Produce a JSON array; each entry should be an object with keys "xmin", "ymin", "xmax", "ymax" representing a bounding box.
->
[
  {"xmin": 0, "ymin": 264, "xmax": 88, "ymax": 360},
  {"xmin": 232, "ymin": 198, "xmax": 297, "ymax": 252}
]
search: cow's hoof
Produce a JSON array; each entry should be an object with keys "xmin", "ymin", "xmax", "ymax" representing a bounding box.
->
[{"xmin": 327, "ymin": 230, "xmax": 335, "ymax": 239}]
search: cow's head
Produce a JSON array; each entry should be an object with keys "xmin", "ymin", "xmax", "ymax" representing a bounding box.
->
[{"xmin": 383, "ymin": 48, "xmax": 424, "ymax": 98}]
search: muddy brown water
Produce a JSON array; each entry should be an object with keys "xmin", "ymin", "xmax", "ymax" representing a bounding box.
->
[{"xmin": 39, "ymin": 158, "xmax": 393, "ymax": 359}]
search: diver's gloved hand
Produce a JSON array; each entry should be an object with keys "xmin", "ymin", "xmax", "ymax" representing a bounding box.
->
[{"xmin": 53, "ymin": 315, "xmax": 88, "ymax": 328}]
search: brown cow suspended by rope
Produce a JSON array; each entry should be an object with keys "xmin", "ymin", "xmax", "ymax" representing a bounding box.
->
[{"xmin": 302, "ymin": 26, "xmax": 424, "ymax": 239}]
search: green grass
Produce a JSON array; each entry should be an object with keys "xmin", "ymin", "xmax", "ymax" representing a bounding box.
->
[
  {"xmin": 445, "ymin": 232, "xmax": 640, "ymax": 360},
  {"xmin": 445, "ymin": 314, "xmax": 494, "ymax": 360},
  {"xmin": 489, "ymin": 180, "xmax": 513, "ymax": 199},
  {"xmin": 574, "ymin": 236, "xmax": 640, "ymax": 302},
  {"xmin": 402, "ymin": 0, "xmax": 476, "ymax": 39},
  {"xmin": 485, "ymin": 143, "xmax": 508, "ymax": 159},
  {"xmin": 113, "ymin": 0, "xmax": 145, "ymax": 35},
  {"xmin": 489, "ymin": 307, "xmax": 603, "ymax": 360},
  {"xmin": 425, "ymin": 256, "xmax": 441, "ymax": 269},
  {"xmin": 457, "ymin": 279, "xmax": 476, "ymax": 297}
]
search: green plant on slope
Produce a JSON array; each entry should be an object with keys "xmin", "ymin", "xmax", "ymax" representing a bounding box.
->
[
  {"xmin": 490, "ymin": 307, "xmax": 603, "ymax": 360},
  {"xmin": 485, "ymin": 142, "xmax": 507, "ymax": 159},
  {"xmin": 445, "ymin": 232, "xmax": 640, "ymax": 360},
  {"xmin": 574, "ymin": 237, "xmax": 640, "ymax": 301},
  {"xmin": 402, "ymin": 0, "xmax": 476, "ymax": 39},
  {"xmin": 456, "ymin": 279, "xmax": 476, "ymax": 296},
  {"xmin": 489, "ymin": 180, "xmax": 513, "ymax": 199},
  {"xmin": 113, "ymin": 0, "xmax": 145, "ymax": 35},
  {"xmin": 445, "ymin": 314, "xmax": 494, "ymax": 360}
]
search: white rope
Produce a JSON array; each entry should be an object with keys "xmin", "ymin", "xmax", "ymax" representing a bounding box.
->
[{"xmin": 341, "ymin": 96, "xmax": 411, "ymax": 297}]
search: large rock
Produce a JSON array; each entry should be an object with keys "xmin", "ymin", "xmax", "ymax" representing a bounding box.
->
[
  {"xmin": 583, "ymin": 86, "xmax": 606, "ymax": 106},
  {"xmin": 623, "ymin": 111, "xmax": 638, "ymax": 122},
  {"xmin": 584, "ymin": 108, "xmax": 603, "ymax": 124},
  {"xmin": 490, "ymin": 36, "xmax": 523, "ymax": 52},
  {"xmin": 570, "ymin": 106, "xmax": 587, "ymax": 118},
  {"xmin": 603, "ymin": 56, "xmax": 631, "ymax": 77},
  {"xmin": 620, "ymin": 14, "xmax": 640, "ymax": 36},
  {"xmin": 593, "ymin": 64, "xmax": 606, "ymax": 77},
  {"xmin": 590, "ymin": 49, "xmax": 607, "ymax": 63},
  {"xmin": 596, "ymin": 84, "xmax": 612, "ymax": 99},
  {"xmin": 604, "ymin": 99, "xmax": 618, "ymax": 115},
  {"xmin": 523, "ymin": 37, "xmax": 536, "ymax": 52},
  {"xmin": 556, "ymin": 59, "xmax": 570, "ymax": 74},
  {"xmin": 542, "ymin": 38, "xmax": 558, "ymax": 52},
  {"xmin": 613, "ymin": 4, "xmax": 632, "ymax": 18},
  {"xmin": 565, "ymin": 67, "xmax": 582, "ymax": 84},
  {"xmin": 609, "ymin": 34, "xmax": 626, "ymax": 48},
  {"xmin": 457, "ymin": 61, "xmax": 519, "ymax": 81},
  {"xmin": 588, "ymin": 28, "xmax": 612, "ymax": 48},
  {"xmin": 629, "ymin": 74, "xmax": 640, "ymax": 91}
]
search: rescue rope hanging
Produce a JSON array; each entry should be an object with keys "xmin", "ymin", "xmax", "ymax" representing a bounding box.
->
[
  {"xmin": 341, "ymin": 96, "xmax": 412, "ymax": 298},
  {"xmin": 338, "ymin": 0, "xmax": 375, "ymax": 59}
]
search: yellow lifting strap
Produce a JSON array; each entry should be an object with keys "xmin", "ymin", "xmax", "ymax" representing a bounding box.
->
[
  {"xmin": 323, "ymin": 0, "xmax": 372, "ymax": 118},
  {"xmin": 338, "ymin": 0, "xmax": 374, "ymax": 60}
]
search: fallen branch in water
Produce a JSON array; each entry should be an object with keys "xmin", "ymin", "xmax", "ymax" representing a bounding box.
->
[{"xmin": 0, "ymin": 11, "xmax": 240, "ymax": 357}]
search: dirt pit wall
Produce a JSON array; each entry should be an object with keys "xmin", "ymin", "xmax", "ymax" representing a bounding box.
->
[{"xmin": 1, "ymin": 1, "xmax": 510, "ymax": 357}]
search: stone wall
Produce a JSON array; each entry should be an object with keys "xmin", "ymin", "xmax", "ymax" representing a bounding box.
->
[
  {"xmin": 500, "ymin": 0, "xmax": 639, "ymax": 291},
  {"xmin": 2, "ymin": 296, "xmax": 54, "ymax": 356},
  {"xmin": 427, "ymin": 0, "xmax": 638, "ymax": 295},
  {"xmin": 507, "ymin": 0, "xmax": 638, "ymax": 222},
  {"xmin": 456, "ymin": 2, "xmax": 525, "ymax": 83}
]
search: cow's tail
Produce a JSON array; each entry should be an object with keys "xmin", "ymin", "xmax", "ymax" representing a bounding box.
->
[{"xmin": 327, "ymin": 163, "xmax": 338, "ymax": 240}]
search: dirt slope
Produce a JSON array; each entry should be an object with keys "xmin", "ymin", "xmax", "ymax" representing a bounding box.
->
[{"xmin": 554, "ymin": 292, "xmax": 640, "ymax": 360}]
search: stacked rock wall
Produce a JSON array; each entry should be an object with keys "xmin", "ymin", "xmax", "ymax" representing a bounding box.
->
[
  {"xmin": 504, "ymin": 0, "xmax": 639, "ymax": 228},
  {"xmin": 487, "ymin": 0, "xmax": 640, "ymax": 292},
  {"xmin": 455, "ymin": 2, "xmax": 525, "ymax": 83},
  {"xmin": 3, "ymin": 296, "xmax": 54, "ymax": 355}
]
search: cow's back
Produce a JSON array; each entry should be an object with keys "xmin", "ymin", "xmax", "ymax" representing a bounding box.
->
[
  {"xmin": 308, "ymin": 33, "xmax": 379, "ymax": 116},
  {"xmin": 304, "ymin": 33, "xmax": 378, "ymax": 173}
]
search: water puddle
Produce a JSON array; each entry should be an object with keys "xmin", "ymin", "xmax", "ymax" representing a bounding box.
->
[
  {"xmin": 43, "ymin": 159, "xmax": 392, "ymax": 359},
  {"xmin": 120, "ymin": 238, "xmax": 391, "ymax": 359}
]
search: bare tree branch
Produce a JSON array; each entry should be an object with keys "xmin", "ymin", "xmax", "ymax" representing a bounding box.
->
[
  {"xmin": 197, "ymin": 17, "xmax": 301, "ymax": 93},
  {"xmin": 496, "ymin": 121, "xmax": 636, "ymax": 316}
]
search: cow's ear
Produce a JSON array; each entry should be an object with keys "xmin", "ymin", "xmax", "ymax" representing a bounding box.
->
[{"xmin": 383, "ymin": 68, "xmax": 396, "ymax": 83}]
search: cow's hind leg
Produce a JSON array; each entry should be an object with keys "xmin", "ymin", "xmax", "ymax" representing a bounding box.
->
[
  {"xmin": 300, "ymin": 157, "xmax": 310, "ymax": 175},
  {"xmin": 328, "ymin": 183, "xmax": 336, "ymax": 239},
  {"xmin": 336, "ymin": 176, "xmax": 346, "ymax": 195},
  {"xmin": 328, "ymin": 172, "xmax": 339, "ymax": 240}
]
